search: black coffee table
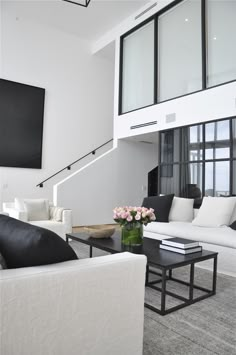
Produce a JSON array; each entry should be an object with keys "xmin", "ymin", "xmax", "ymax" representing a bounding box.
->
[{"xmin": 66, "ymin": 231, "xmax": 218, "ymax": 316}]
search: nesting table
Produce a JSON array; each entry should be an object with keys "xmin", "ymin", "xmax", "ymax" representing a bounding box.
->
[{"xmin": 66, "ymin": 231, "xmax": 218, "ymax": 315}]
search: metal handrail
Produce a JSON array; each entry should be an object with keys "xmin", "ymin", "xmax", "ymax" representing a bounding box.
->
[{"xmin": 36, "ymin": 138, "xmax": 113, "ymax": 187}]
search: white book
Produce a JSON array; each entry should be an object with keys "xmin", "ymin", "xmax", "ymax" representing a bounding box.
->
[
  {"xmin": 162, "ymin": 237, "xmax": 199, "ymax": 249},
  {"xmin": 160, "ymin": 244, "xmax": 202, "ymax": 255}
]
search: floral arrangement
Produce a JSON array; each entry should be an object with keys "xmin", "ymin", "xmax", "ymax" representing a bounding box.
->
[{"xmin": 113, "ymin": 206, "xmax": 156, "ymax": 226}]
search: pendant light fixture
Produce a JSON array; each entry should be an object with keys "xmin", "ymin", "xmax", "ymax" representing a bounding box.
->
[{"xmin": 62, "ymin": 0, "xmax": 91, "ymax": 8}]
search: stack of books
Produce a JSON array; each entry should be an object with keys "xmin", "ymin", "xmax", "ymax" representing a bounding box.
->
[{"xmin": 160, "ymin": 237, "xmax": 202, "ymax": 254}]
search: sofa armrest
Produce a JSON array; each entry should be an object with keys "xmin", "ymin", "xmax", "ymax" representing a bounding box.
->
[
  {"xmin": 0, "ymin": 252, "xmax": 146, "ymax": 355},
  {"xmin": 62, "ymin": 209, "xmax": 72, "ymax": 233},
  {"xmin": 1, "ymin": 207, "xmax": 28, "ymax": 222}
]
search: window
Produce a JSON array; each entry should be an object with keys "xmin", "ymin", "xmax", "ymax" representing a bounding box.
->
[
  {"xmin": 205, "ymin": 161, "xmax": 230, "ymax": 196},
  {"xmin": 233, "ymin": 118, "xmax": 236, "ymax": 158},
  {"xmin": 207, "ymin": 0, "xmax": 236, "ymax": 87},
  {"xmin": 159, "ymin": 118, "xmax": 236, "ymax": 197},
  {"xmin": 158, "ymin": 0, "xmax": 202, "ymax": 101},
  {"xmin": 121, "ymin": 20, "xmax": 154, "ymax": 113},
  {"xmin": 205, "ymin": 120, "xmax": 230, "ymax": 159},
  {"xmin": 233, "ymin": 161, "xmax": 236, "ymax": 195}
]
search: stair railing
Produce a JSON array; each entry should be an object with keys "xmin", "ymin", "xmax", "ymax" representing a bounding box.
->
[{"xmin": 36, "ymin": 138, "xmax": 113, "ymax": 187}]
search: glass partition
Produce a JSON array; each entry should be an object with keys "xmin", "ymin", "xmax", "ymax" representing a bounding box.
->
[
  {"xmin": 207, "ymin": 0, "xmax": 236, "ymax": 87},
  {"xmin": 158, "ymin": 0, "xmax": 202, "ymax": 101},
  {"xmin": 121, "ymin": 20, "xmax": 154, "ymax": 113}
]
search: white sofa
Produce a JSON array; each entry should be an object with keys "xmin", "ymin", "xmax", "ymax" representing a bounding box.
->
[
  {"xmin": 144, "ymin": 208, "xmax": 236, "ymax": 277},
  {"xmin": 0, "ymin": 252, "xmax": 146, "ymax": 355},
  {"xmin": 2, "ymin": 201, "xmax": 72, "ymax": 240}
]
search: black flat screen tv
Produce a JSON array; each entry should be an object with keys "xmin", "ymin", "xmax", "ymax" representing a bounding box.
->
[{"xmin": 0, "ymin": 79, "xmax": 45, "ymax": 169}]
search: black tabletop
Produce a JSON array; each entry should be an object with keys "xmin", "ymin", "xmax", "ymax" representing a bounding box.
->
[{"xmin": 67, "ymin": 231, "xmax": 217, "ymax": 269}]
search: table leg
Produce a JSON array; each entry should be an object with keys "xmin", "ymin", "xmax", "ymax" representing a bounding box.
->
[
  {"xmin": 169, "ymin": 269, "xmax": 172, "ymax": 279},
  {"xmin": 146, "ymin": 265, "xmax": 149, "ymax": 285},
  {"xmin": 212, "ymin": 256, "xmax": 217, "ymax": 293},
  {"xmin": 90, "ymin": 246, "xmax": 93, "ymax": 258},
  {"xmin": 161, "ymin": 269, "xmax": 167, "ymax": 314},
  {"xmin": 189, "ymin": 263, "xmax": 195, "ymax": 301}
]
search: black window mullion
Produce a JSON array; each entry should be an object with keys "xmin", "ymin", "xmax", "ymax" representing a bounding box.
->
[
  {"xmin": 154, "ymin": 16, "xmax": 158, "ymax": 104},
  {"xmin": 158, "ymin": 132, "xmax": 161, "ymax": 195},
  {"xmin": 118, "ymin": 37, "xmax": 124, "ymax": 115},
  {"xmin": 202, "ymin": 123, "xmax": 206, "ymax": 196},
  {"xmin": 230, "ymin": 118, "xmax": 233, "ymax": 195},
  {"xmin": 201, "ymin": 0, "xmax": 207, "ymax": 89}
]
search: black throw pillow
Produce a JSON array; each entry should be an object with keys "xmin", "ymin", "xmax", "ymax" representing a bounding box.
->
[
  {"xmin": 0, "ymin": 215, "xmax": 78, "ymax": 269},
  {"xmin": 230, "ymin": 221, "xmax": 236, "ymax": 230},
  {"xmin": 142, "ymin": 194, "xmax": 174, "ymax": 223}
]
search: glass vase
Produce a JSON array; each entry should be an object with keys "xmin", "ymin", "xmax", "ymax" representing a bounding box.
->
[{"xmin": 121, "ymin": 223, "xmax": 143, "ymax": 246}]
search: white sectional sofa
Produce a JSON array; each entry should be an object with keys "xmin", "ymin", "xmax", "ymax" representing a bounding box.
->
[
  {"xmin": 144, "ymin": 198, "xmax": 236, "ymax": 277},
  {"xmin": 0, "ymin": 252, "xmax": 146, "ymax": 355}
]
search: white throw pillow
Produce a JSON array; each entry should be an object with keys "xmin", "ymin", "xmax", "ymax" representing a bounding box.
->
[
  {"xmin": 229, "ymin": 198, "xmax": 236, "ymax": 224},
  {"xmin": 24, "ymin": 199, "xmax": 49, "ymax": 221},
  {"xmin": 192, "ymin": 197, "xmax": 235, "ymax": 227},
  {"xmin": 15, "ymin": 198, "xmax": 25, "ymax": 211},
  {"xmin": 169, "ymin": 197, "xmax": 194, "ymax": 222},
  {"xmin": 49, "ymin": 206, "xmax": 64, "ymax": 222}
]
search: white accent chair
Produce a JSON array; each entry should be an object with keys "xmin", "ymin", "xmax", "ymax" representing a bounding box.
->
[
  {"xmin": 0, "ymin": 252, "xmax": 146, "ymax": 355},
  {"xmin": 2, "ymin": 198, "xmax": 72, "ymax": 240}
]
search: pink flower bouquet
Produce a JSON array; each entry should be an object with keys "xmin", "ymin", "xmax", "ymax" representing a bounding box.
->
[{"xmin": 113, "ymin": 206, "xmax": 156, "ymax": 226}]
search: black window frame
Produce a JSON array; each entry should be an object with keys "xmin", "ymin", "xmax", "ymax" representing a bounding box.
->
[
  {"xmin": 158, "ymin": 116, "xmax": 236, "ymax": 197},
  {"xmin": 119, "ymin": 0, "xmax": 236, "ymax": 116}
]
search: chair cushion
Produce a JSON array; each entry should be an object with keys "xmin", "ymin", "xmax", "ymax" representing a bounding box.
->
[
  {"xmin": 23, "ymin": 199, "xmax": 50, "ymax": 221},
  {"xmin": 0, "ymin": 215, "xmax": 77, "ymax": 269},
  {"xmin": 142, "ymin": 194, "xmax": 174, "ymax": 222},
  {"xmin": 169, "ymin": 197, "xmax": 194, "ymax": 222},
  {"xmin": 49, "ymin": 206, "xmax": 64, "ymax": 222}
]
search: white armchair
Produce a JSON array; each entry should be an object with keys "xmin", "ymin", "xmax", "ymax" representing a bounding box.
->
[
  {"xmin": 0, "ymin": 252, "xmax": 146, "ymax": 355},
  {"xmin": 2, "ymin": 199, "xmax": 72, "ymax": 240}
]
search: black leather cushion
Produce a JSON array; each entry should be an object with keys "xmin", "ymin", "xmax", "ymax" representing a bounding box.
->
[
  {"xmin": 0, "ymin": 252, "xmax": 7, "ymax": 269},
  {"xmin": 142, "ymin": 194, "xmax": 174, "ymax": 223},
  {"xmin": 0, "ymin": 215, "xmax": 78, "ymax": 269},
  {"xmin": 230, "ymin": 221, "xmax": 236, "ymax": 230}
]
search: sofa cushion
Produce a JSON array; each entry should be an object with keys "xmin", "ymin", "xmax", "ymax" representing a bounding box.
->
[
  {"xmin": 142, "ymin": 194, "xmax": 174, "ymax": 223},
  {"xmin": 192, "ymin": 197, "xmax": 235, "ymax": 227},
  {"xmin": 230, "ymin": 199, "xmax": 236, "ymax": 224},
  {"xmin": 169, "ymin": 197, "xmax": 194, "ymax": 222},
  {"xmin": 0, "ymin": 215, "xmax": 77, "ymax": 269},
  {"xmin": 144, "ymin": 221, "xmax": 236, "ymax": 249}
]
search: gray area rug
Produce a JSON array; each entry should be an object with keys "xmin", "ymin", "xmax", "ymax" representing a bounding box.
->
[{"xmin": 71, "ymin": 241, "xmax": 236, "ymax": 355}]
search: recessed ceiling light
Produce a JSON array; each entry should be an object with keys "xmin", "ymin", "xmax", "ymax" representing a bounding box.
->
[
  {"xmin": 213, "ymin": 37, "xmax": 217, "ymax": 40},
  {"xmin": 185, "ymin": 18, "xmax": 189, "ymax": 22}
]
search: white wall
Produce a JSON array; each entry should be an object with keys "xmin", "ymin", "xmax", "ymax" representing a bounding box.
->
[
  {"xmin": 114, "ymin": 81, "xmax": 236, "ymax": 139},
  {"xmin": 56, "ymin": 140, "xmax": 158, "ymax": 226},
  {"xmin": 0, "ymin": 3, "xmax": 114, "ymax": 207}
]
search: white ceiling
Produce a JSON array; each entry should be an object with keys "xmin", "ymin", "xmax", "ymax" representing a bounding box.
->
[{"xmin": 3, "ymin": 0, "xmax": 149, "ymax": 42}]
